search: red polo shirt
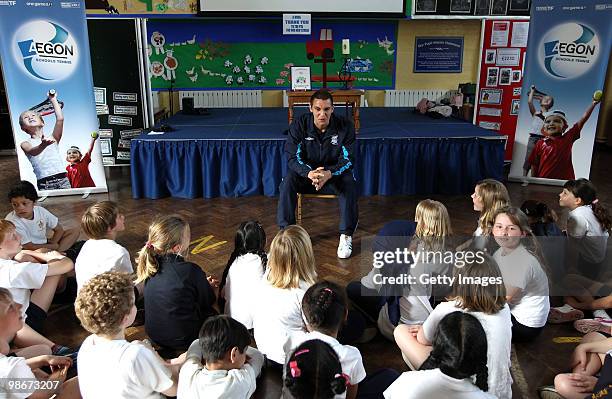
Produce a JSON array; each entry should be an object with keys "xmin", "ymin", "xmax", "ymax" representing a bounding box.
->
[
  {"xmin": 66, "ymin": 153, "xmax": 95, "ymax": 188},
  {"xmin": 528, "ymin": 123, "xmax": 581, "ymax": 180}
]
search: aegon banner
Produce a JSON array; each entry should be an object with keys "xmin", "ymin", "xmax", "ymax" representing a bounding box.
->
[
  {"xmin": 509, "ymin": 0, "xmax": 612, "ymax": 185},
  {"xmin": 0, "ymin": 1, "xmax": 107, "ymax": 196}
]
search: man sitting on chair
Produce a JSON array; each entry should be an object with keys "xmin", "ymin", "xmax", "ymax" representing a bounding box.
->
[{"xmin": 277, "ymin": 89, "xmax": 358, "ymax": 258}]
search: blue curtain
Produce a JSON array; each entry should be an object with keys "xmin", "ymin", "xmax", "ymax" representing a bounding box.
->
[{"xmin": 131, "ymin": 137, "xmax": 504, "ymax": 199}]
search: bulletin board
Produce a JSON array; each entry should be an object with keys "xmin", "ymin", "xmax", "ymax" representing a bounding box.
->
[
  {"xmin": 475, "ymin": 19, "xmax": 529, "ymax": 160},
  {"xmin": 414, "ymin": 0, "xmax": 531, "ymax": 17},
  {"xmin": 146, "ymin": 19, "xmax": 398, "ymax": 90},
  {"xmin": 88, "ymin": 19, "xmax": 146, "ymax": 165}
]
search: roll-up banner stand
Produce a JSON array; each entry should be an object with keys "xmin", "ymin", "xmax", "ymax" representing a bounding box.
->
[
  {"xmin": 509, "ymin": 0, "xmax": 612, "ymax": 186},
  {"xmin": 0, "ymin": 1, "xmax": 107, "ymax": 196}
]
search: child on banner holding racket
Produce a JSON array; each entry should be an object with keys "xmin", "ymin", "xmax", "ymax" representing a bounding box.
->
[{"xmin": 19, "ymin": 90, "xmax": 71, "ymax": 190}]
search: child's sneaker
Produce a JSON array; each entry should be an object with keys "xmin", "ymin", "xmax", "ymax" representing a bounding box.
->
[
  {"xmin": 547, "ymin": 304, "xmax": 584, "ymax": 324},
  {"xmin": 573, "ymin": 318, "xmax": 612, "ymax": 335},
  {"xmin": 593, "ymin": 309, "xmax": 611, "ymax": 319}
]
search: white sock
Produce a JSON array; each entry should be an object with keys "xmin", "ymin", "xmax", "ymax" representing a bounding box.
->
[
  {"xmin": 593, "ymin": 309, "xmax": 611, "ymax": 319},
  {"xmin": 556, "ymin": 304, "xmax": 578, "ymax": 312}
]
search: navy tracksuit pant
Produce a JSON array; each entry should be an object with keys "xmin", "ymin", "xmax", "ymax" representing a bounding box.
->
[{"xmin": 277, "ymin": 170, "xmax": 359, "ymax": 235}]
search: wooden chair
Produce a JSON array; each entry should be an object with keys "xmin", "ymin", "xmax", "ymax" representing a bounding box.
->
[{"xmin": 296, "ymin": 193, "xmax": 338, "ymax": 223}]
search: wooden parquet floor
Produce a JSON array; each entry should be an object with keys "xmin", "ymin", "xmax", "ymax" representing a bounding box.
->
[{"xmin": 0, "ymin": 145, "xmax": 610, "ymax": 398}]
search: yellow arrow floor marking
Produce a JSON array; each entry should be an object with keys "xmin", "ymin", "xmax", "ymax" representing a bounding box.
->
[{"xmin": 190, "ymin": 235, "xmax": 227, "ymax": 255}]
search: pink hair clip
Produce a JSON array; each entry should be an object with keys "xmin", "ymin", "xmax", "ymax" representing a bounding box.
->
[
  {"xmin": 592, "ymin": 199, "xmax": 599, "ymax": 204},
  {"xmin": 289, "ymin": 360, "xmax": 301, "ymax": 378},
  {"xmin": 145, "ymin": 241, "xmax": 154, "ymax": 250},
  {"xmin": 323, "ymin": 287, "xmax": 333, "ymax": 294},
  {"xmin": 294, "ymin": 349, "xmax": 310, "ymax": 357}
]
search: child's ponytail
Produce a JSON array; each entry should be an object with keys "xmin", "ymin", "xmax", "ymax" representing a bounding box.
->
[
  {"xmin": 219, "ymin": 221, "xmax": 267, "ymax": 298},
  {"xmin": 564, "ymin": 179, "xmax": 611, "ymax": 232},
  {"xmin": 135, "ymin": 215, "xmax": 189, "ymax": 284},
  {"xmin": 475, "ymin": 364, "xmax": 489, "ymax": 392},
  {"xmin": 592, "ymin": 200, "xmax": 612, "ymax": 232}
]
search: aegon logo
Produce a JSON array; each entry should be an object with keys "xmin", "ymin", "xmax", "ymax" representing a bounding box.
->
[
  {"xmin": 13, "ymin": 20, "xmax": 78, "ymax": 81},
  {"xmin": 539, "ymin": 23, "xmax": 599, "ymax": 79}
]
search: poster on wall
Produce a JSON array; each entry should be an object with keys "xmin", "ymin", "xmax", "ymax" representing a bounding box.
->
[
  {"xmin": 414, "ymin": 37, "xmax": 463, "ymax": 73},
  {"xmin": 147, "ymin": 20, "xmax": 397, "ymax": 90},
  {"xmin": 508, "ymin": 0, "xmax": 612, "ymax": 185},
  {"xmin": 0, "ymin": 2, "xmax": 107, "ymax": 196}
]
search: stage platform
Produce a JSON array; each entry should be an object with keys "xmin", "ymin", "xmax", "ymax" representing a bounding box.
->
[{"xmin": 131, "ymin": 107, "xmax": 506, "ymax": 199}]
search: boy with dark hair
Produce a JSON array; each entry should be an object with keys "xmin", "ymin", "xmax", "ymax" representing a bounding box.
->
[
  {"xmin": 178, "ymin": 315, "xmax": 264, "ymax": 398},
  {"xmin": 5, "ymin": 180, "xmax": 79, "ymax": 252}
]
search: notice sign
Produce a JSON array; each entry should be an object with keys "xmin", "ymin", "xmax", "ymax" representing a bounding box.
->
[
  {"xmin": 414, "ymin": 37, "xmax": 464, "ymax": 73},
  {"xmin": 283, "ymin": 14, "xmax": 311, "ymax": 35}
]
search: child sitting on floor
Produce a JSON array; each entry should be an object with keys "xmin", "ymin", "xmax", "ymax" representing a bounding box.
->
[
  {"xmin": 219, "ymin": 220, "xmax": 267, "ymax": 329},
  {"xmin": 178, "ymin": 315, "xmax": 264, "ymax": 398},
  {"xmin": 136, "ymin": 215, "xmax": 218, "ymax": 355},
  {"xmin": 0, "ymin": 288, "xmax": 79, "ymax": 398},
  {"xmin": 385, "ymin": 312, "xmax": 494, "ymax": 399},
  {"xmin": 75, "ymin": 200, "xmax": 132, "ymax": 293},
  {"xmin": 0, "ymin": 220, "xmax": 75, "ymax": 356},
  {"xmin": 5, "ymin": 181, "xmax": 79, "ymax": 253},
  {"xmin": 76, "ymin": 271, "xmax": 183, "ymax": 398},
  {"xmin": 284, "ymin": 339, "xmax": 348, "ymax": 399}
]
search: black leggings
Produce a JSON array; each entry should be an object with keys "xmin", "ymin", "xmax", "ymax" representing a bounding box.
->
[{"xmin": 511, "ymin": 314, "xmax": 544, "ymax": 342}]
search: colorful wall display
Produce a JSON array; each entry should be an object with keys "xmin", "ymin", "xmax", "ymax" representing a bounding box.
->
[
  {"xmin": 475, "ymin": 19, "xmax": 529, "ymax": 161},
  {"xmin": 508, "ymin": 0, "xmax": 612, "ymax": 184},
  {"xmin": 85, "ymin": 0, "xmax": 198, "ymax": 15},
  {"xmin": 0, "ymin": 1, "xmax": 107, "ymax": 196},
  {"xmin": 146, "ymin": 20, "xmax": 397, "ymax": 90}
]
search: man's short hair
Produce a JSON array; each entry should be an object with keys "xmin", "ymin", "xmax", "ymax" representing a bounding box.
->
[
  {"xmin": 309, "ymin": 89, "xmax": 334, "ymax": 105},
  {"xmin": 8, "ymin": 180, "xmax": 38, "ymax": 202},
  {"xmin": 81, "ymin": 201, "xmax": 120, "ymax": 239},
  {"xmin": 199, "ymin": 315, "xmax": 251, "ymax": 363},
  {"xmin": 75, "ymin": 271, "xmax": 135, "ymax": 336}
]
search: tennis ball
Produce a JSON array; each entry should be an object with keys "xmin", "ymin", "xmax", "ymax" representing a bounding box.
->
[
  {"xmin": 593, "ymin": 90, "xmax": 603, "ymax": 101},
  {"xmin": 91, "ymin": 131, "xmax": 99, "ymax": 139}
]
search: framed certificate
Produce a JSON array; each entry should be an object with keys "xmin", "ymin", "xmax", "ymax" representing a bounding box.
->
[{"xmin": 290, "ymin": 66, "xmax": 311, "ymax": 91}]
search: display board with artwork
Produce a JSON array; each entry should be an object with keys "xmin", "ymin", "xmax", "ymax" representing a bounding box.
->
[
  {"xmin": 475, "ymin": 19, "xmax": 529, "ymax": 160},
  {"xmin": 147, "ymin": 19, "xmax": 397, "ymax": 89}
]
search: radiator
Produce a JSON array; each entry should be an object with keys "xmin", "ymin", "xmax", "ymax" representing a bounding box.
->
[
  {"xmin": 178, "ymin": 90, "xmax": 262, "ymax": 108},
  {"xmin": 282, "ymin": 90, "xmax": 366, "ymax": 107},
  {"xmin": 384, "ymin": 89, "xmax": 458, "ymax": 107}
]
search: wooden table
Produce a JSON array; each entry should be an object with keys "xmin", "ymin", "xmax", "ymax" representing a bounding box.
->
[{"xmin": 287, "ymin": 89, "xmax": 364, "ymax": 131}]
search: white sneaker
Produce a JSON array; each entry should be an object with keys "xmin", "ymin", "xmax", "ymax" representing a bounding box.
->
[
  {"xmin": 593, "ymin": 309, "xmax": 611, "ymax": 319},
  {"xmin": 337, "ymin": 234, "xmax": 352, "ymax": 259}
]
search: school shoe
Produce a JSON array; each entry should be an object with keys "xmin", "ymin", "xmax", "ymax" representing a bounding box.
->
[
  {"xmin": 547, "ymin": 304, "xmax": 584, "ymax": 324},
  {"xmin": 573, "ymin": 318, "xmax": 612, "ymax": 335},
  {"xmin": 337, "ymin": 234, "xmax": 352, "ymax": 259},
  {"xmin": 537, "ymin": 385, "xmax": 564, "ymax": 399}
]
